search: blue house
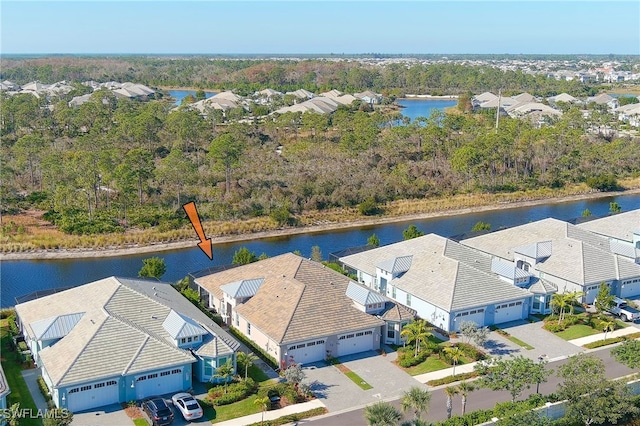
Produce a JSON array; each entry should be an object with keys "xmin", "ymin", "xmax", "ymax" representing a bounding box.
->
[{"xmin": 15, "ymin": 277, "xmax": 239, "ymax": 413}]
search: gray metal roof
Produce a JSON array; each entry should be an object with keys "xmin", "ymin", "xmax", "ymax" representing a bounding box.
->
[
  {"xmin": 491, "ymin": 258, "xmax": 530, "ymax": 280},
  {"xmin": 30, "ymin": 312, "xmax": 85, "ymax": 340},
  {"xmin": 345, "ymin": 282, "xmax": 387, "ymax": 306},
  {"xmin": 377, "ymin": 255, "xmax": 413, "ymax": 275},
  {"xmin": 220, "ymin": 278, "xmax": 264, "ymax": 299},
  {"xmin": 514, "ymin": 240, "xmax": 552, "ymax": 259},
  {"xmin": 162, "ymin": 310, "xmax": 207, "ymax": 339}
]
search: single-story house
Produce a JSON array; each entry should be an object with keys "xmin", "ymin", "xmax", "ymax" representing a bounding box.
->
[
  {"xmin": 14, "ymin": 277, "xmax": 239, "ymax": 413},
  {"xmin": 340, "ymin": 234, "xmax": 534, "ymax": 332},
  {"xmin": 462, "ymin": 217, "xmax": 640, "ymax": 302},
  {"xmin": 193, "ymin": 253, "xmax": 414, "ymax": 366}
]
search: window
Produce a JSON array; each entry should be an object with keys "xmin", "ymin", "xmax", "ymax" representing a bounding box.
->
[
  {"xmin": 235, "ymin": 312, "xmax": 239, "ymax": 326},
  {"xmin": 247, "ymin": 323, "xmax": 251, "ymax": 335},
  {"xmin": 387, "ymin": 329, "xmax": 395, "ymax": 339},
  {"xmin": 307, "ymin": 341, "xmax": 316, "ymax": 346},
  {"xmin": 316, "ymin": 340, "xmax": 325, "ymax": 344},
  {"xmin": 160, "ymin": 371, "xmax": 171, "ymax": 377},
  {"xmin": 187, "ymin": 337, "xmax": 192, "ymax": 343},
  {"xmin": 106, "ymin": 380, "xmax": 117, "ymax": 386},
  {"xmin": 296, "ymin": 344, "xmax": 305, "ymax": 349},
  {"xmin": 148, "ymin": 373, "xmax": 158, "ymax": 379},
  {"xmin": 204, "ymin": 359, "xmax": 214, "ymax": 376},
  {"xmin": 406, "ymin": 294, "xmax": 412, "ymax": 306},
  {"xmin": 194, "ymin": 335, "xmax": 199, "ymax": 341},
  {"xmin": 181, "ymin": 338, "xmax": 186, "ymax": 344},
  {"xmin": 171, "ymin": 369, "xmax": 181, "ymax": 374},
  {"xmin": 356, "ymin": 332, "xmax": 364, "ymax": 337},
  {"xmin": 346, "ymin": 334, "xmax": 354, "ymax": 339},
  {"xmin": 69, "ymin": 388, "xmax": 79, "ymax": 394},
  {"xmin": 338, "ymin": 335, "xmax": 345, "ymax": 340},
  {"xmin": 137, "ymin": 376, "xmax": 147, "ymax": 382},
  {"xmin": 94, "ymin": 382, "xmax": 105, "ymax": 389},
  {"xmin": 392, "ymin": 286, "xmax": 396, "ymax": 298},
  {"xmin": 364, "ymin": 330, "xmax": 372, "ymax": 335},
  {"xmin": 80, "ymin": 385, "xmax": 92, "ymax": 392}
]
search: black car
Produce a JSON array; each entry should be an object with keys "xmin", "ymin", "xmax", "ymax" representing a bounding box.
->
[{"xmin": 142, "ymin": 398, "xmax": 174, "ymax": 426}]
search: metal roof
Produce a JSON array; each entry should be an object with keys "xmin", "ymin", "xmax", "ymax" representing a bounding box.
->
[
  {"xmin": 345, "ymin": 282, "xmax": 387, "ymax": 306},
  {"xmin": 220, "ymin": 278, "xmax": 264, "ymax": 299},
  {"xmin": 377, "ymin": 255, "xmax": 413, "ymax": 275},
  {"xmin": 30, "ymin": 312, "xmax": 85, "ymax": 340},
  {"xmin": 514, "ymin": 240, "xmax": 552, "ymax": 259},
  {"xmin": 162, "ymin": 310, "xmax": 207, "ymax": 339}
]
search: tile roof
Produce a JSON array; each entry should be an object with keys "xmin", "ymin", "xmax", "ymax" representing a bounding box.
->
[
  {"xmin": 16, "ymin": 277, "xmax": 238, "ymax": 387},
  {"xmin": 0, "ymin": 364, "xmax": 8, "ymax": 399},
  {"xmin": 577, "ymin": 210, "xmax": 640, "ymax": 243},
  {"xmin": 379, "ymin": 302, "xmax": 417, "ymax": 322},
  {"xmin": 196, "ymin": 253, "xmax": 384, "ymax": 345}
]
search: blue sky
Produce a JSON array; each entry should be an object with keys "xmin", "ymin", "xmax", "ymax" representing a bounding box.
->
[{"xmin": 1, "ymin": 1, "xmax": 638, "ymax": 55}]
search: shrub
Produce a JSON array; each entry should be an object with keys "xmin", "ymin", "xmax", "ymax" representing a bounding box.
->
[
  {"xmin": 208, "ymin": 378, "xmax": 257, "ymax": 405},
  {"xmin": 258, "ymin": 382, "xmax": 300, "ymax": 404},
  {"xmin": 358, "ymin": 197, "xmax": 381, "ymax": 216},
  {"xmin": 229, "ymin": 326, "xmax": 278, "ymax": 369},
  {"xmin": 426, "ymin": 371, "xmax": 478, "ymax": 386},
  {"xmin": 0, "ymin": 308, "xmax": 15, "ymax": 319},
  {"xmin": 397, "ymin": 348, "xmax": 431, "ymax": 368},
  {"xmin": 584, "ymin": 336, "xmax": 626, "ymax": 349},
  {"xmin": 456, "ymin": 342, "xmax": 486, "ymax": 361},
  {"xmin": 245, "ymin": 407, "xmax": 328, "ymax": 426},
  {"xmin": 38, "ymin": 376, "xmax": 53, "ymax": 402}
]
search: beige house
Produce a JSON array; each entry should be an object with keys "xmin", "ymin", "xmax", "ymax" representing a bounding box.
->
[{"xmin": 193, "ymin": 253, "xmax": 413, "ymax": 367}]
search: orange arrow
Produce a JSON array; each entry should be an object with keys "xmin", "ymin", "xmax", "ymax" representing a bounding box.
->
[{"xmin": 183, "ymin": 201, "xmax": 213, "ymax": 260}]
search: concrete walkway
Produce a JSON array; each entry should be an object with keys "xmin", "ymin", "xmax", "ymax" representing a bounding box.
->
[
  {"xmin": 21, "ymin": 368, "xmax": 49, "ymax": 411},
  {"xmin": 214, "ymin": 399, "xmax": 325, "ymax": 426},
  {"xmin": 413, "ymin": 361, "xmax": 479, "ymax": 386},
  {"xmin": 567, "ymin": 324, "xmax": 640, "ymax": 347}
]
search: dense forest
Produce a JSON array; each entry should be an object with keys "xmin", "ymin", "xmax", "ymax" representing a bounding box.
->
[
  {"xmin": 0, "ymin": 56, "xmax": 608, "ymax": 97},
  {"xmin": 1, "ymin": 57, "xmax": 639, "ymax": 243}
]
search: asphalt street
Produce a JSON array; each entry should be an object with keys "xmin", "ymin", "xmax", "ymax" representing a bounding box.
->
[{"xmin": 306, "ymin": 346, "xmax": 638, "ymax": 426}]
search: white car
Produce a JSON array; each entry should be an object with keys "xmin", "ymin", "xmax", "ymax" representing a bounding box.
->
[{"xmin": 171, "ymin": 393, "xmax": 203, "ymax": 421}]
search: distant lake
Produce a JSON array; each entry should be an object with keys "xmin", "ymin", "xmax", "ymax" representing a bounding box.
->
[
  {"xmin": 397, "ymin": 98, "xmax": 458, "ymax": 122},
  {"xmin": 168, "ymin": 90, "xmax": 217, "ymax": 105}
]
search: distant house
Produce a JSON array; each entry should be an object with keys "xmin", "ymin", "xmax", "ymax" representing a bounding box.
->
[
  {"xmin": 614, "ymin": 103, "xmax": 640, "ymax": 127},
  {"xmin": 193, "ymin": 253, "xmax": 412, "ymax": 366},
  {"xmin": 547, "ymin": 93, "xmax": 579, "ymax": 105},
  {"xmin": 15, "ymin": 277, "xmax": 239, "ymax": 413},
  {"xmin": 587, "ymin": 93, "xmax": 619, "ymax": 110},
  {"xmin": 354, "ymin": 90, "xmax": 382, "ymax": 105}
]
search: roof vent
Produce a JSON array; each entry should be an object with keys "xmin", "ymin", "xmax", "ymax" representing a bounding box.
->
[
  {"xmin": 154, "ymin": 292, "xmax": 158, "ymax": 296},
  {"xmin": 151, "ymin": 315, "xmax": 157, "ymax": 319},
  {"xmin": 153, "ymin": 286, "xmax": 157, "ymax": 290}
]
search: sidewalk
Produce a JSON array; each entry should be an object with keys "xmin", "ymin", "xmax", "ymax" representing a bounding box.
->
[
  {"xmin": 21, "ymin": 368, "xmax": 49, "ymax": 411},
  {"xmin": 214, "ymin": 399, "xmax": 325, "ymax": 426},
  {"xmin": 567, "ymin": 325, "xmax": 640, "ymax": 347}
]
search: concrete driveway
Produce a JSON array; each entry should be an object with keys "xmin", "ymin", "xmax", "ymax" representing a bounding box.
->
[{"xmin": 303, "ymin": 350, "xmax": 428, "ymax": 413}]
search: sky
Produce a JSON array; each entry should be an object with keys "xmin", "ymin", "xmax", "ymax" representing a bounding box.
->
[{"xmin": 1, "ymin": 1, "xmax": 638, "ymax": 55}]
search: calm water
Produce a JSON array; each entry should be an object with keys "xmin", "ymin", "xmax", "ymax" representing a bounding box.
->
[
  {"xmin": 396, "ymin": 98, "xmax": 458, "ymax": 122},
  {"xmin": 168, "ymin": 90, "xmax": 217, "ymax": 106},
  {"xmin": 2, "ymin": 194, "xmax": 639, "ymax": 307}
]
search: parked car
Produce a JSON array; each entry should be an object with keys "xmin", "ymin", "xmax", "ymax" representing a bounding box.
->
[
  {"xmin": 608, "ymin": 297, "xmax": 640, "ymax": 322},
  {"xmin": 142, "ymin": 398, "xmax": 174, "ymax": 426},
  {"xmin": 171, "ymin": 392, "xmax": 204, "ymax": 421}
]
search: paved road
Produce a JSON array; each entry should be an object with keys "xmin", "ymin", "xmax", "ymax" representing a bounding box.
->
[{"xmin": 306, "ymin": 346, "xmax": 637, "ymax": 426}]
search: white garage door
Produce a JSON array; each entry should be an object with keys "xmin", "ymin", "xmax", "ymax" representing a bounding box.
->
[
  {"xmin": 621, "ymin": 279, "xmax": 640, "ymax": 299},
  {"xmin": 453, "ymin": 308, "xmax": 486, "ymax": 331},
  {"xmin": 286, "ymin": 339, "xmax": 327, "ymax": 364},
  {"xmin": 337, "ymin": 330, "xmax": 374, "ymax": 357},
  {"xmin": 494, "ymin": 301, "xmax": 524, "ymax": 324},
  {"xmin": 135, "ymin": 368, "xmax": 183, "ymax": 400},
  {"xmin": 67, "ymin": 379, "xmax": 119, "ymax": 412}
]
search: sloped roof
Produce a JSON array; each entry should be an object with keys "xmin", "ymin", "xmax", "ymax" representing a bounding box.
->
[
  {"xmin": 0, "ymin": 364, "xmax": 9, "ymax": 399},
  {"xmin": 30, "ymin": 312, "xmax": 85, "ymax": 340},
  {"xmin": 379, "ymin": 302, "xmax": 417, "ymax": 322},
  {"xmin": 513, "ymin": 92, "xmax": 535, "ymax": 103},
  {"xmin": 473, "ymin": 92, "xmax": 498, "ymax": 103},
  {"xmin": 377, "ymin": 255, "xmax": 413, "ymax": 275},
  {"xmin": 549, "ymin": 93, "xmax": 578, "ymax": 103},
  {"xmin": 220, "ymin": 278, "xmax": 264, "ymax": 299},
  {"xmin": 514, "ymin": 240, "xmax": 552, "ymax": 259},
  {"xmin": 196, "ymin": 253, "xmax": 384, "ymax": 345},
  {"xmin": 528, "ymin": 279, "xmax": 557, "ymax": 294},
  {"xmin": 16, "ymin": 277, "xmax": 238, "ymax": 387},
  {"xmin": 491, "ymin": 258, "xmax": 530, "ymax": 280},
  {"xmin": 577, "ymin": 210, "xmax": 640, "ymax": 243},
  {"xmin": 346, "ymin": 282, "xmax": 387, "ymax": 306},
  {"xmin": 162, "ymin": 310, "xmax": 208, "ymax": 339}
]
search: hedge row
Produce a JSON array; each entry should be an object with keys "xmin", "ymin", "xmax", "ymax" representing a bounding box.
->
[
  {"xmin": 245, "ymin": 407, "xmax": 328, "ymax": 426},
  {"xmin": 427, "ymin": 371, "xmax": 478, "ymax": 386},
  {"xmin": 583, "ymin": 332, "xmax": 640, "ymax": 349},
  {"xmin": 229, "ymin": 326, "xmax": 278, "ymax": 370}
]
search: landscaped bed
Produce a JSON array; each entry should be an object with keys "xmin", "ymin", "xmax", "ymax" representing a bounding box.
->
[
  {"xmin": 395, "ymin": 339, "xmax": 486, "ymax": 377},
  {"xmin": 542, "ymin": 312, "xmax": 627, "ymax": 341}
]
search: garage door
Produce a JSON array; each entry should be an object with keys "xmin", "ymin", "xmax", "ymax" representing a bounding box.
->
[
  {"xmin": 494, "ymin": 301, "xmax": 524, "ymax": 324},
  {"xmin": 621, "ymin": 279, "xmax": 640, "ymax": 299},
  {"xmin": 337, "ymin": 330, "xmax": 374, "ymax": 357},
  {"xmin": 67, "ymin": 379, "xmax": 119, "ymax": 412},
  {"xmin": 285, "ymin": 339, "xmax": 327, "ymax": 364},
  {"xmin": 453, "ymin": 308, "xmax": 486, "ymax": 331},
  {"xmin": 135, "ymin": 368, "xmax": 183, "ymax": 400}
]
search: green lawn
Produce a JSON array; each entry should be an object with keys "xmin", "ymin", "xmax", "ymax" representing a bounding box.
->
[
  {"xmin": 344, "ymin": 371, "xmax": 373, "ymax": 390},
  {"xmin": 133, "ymin": 418, "xmax": 148, "ymax": 426},
  {"xmin": 405, "ymin": 356, "xmax": 450, "ymax": 376},
  {"xmin": 247, "ymin": 364, "xmax": 270, "ymax": 382},
  {"xmin": 1, "ymin": 323, "xmax": 42, "ymax": 426},
  {"xmin": 555, "ymin": 324, "xmax": 600, "ymax": 340},
  {"xmin": 507, "ymin": 336, "xmax": 534, "ymax": 350},
  {"xmin": 210, "ymin": 394, "xmax": 262, "ymax": 423}
]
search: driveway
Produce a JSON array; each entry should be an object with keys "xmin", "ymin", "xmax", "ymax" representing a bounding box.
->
[
  {"xmin": 303, "ymin": 350, "xmax": 428, "ymax": 413},
  {"xmin": 496, "ymin": 319, "xmax": 585, "ymax": 361}
]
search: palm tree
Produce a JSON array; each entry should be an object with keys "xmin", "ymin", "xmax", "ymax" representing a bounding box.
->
[
  {"xmin": 213, "ymin": 360, "xmax": 234, "ymax": 393},
  {"xmin": 456, "ymin": 381, "xmax": 475, "ymax": 416},
  {"xmin": 444, "ymin": 386, "xmax": 458, "ymax": 419},
  {"xmin": 237, "ymin": 351, "xmax": 259, "ymax": 380},
  {"xmin": 401, "ymin": 386, "xmax": 431, "ymax": 420},
  {"xmin": 601, "ymin": 318, "xmax": 615, "ymax": 340},
  {"xmin": 443, "ymin": 346, "xmax": 464, "ymax": 376},
  {"xmin": 363, "ymin": 401, "xmax": 403, "ymax": 426},
  {"xmin": 550, "ymin": 291, "xmax": 582, "ymax": 324},
  {"xmin": 254, "ymin": 396, "xmax": 270, "ymax": 426},
  {"xmin": 400, "ymin": 319, "xmax": 434, "ymax": 357}
]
